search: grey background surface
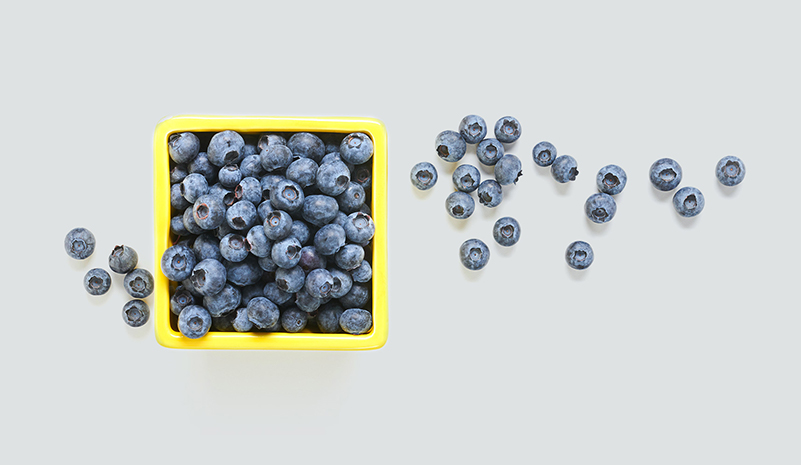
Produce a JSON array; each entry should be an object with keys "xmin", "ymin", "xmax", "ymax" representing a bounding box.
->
[{"xmin": 2, "ymin": 1, "xmax": 799, "ymax": 463}]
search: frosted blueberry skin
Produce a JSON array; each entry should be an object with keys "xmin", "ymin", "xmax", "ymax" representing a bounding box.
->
[
  {"xmin": 351, "ymin": 162, "xmax": 372, "ymax": 190},
  {"xmin": 351, "ymin": 260, "xmax": 372, "ymax": 283},
  {"xmin": 452, "ymin": 164, "xmax": 481, "ymax": 193},
  {"xmin": 232, "ymin": 307, "xmax": 254, "ymax": 332},
  {"xmin": 314, "ymin": 224, "xmax": 347, "ymax": 256},
  {"xmin": 203, "ymin": 283, "xmax": 241, "ymax": 318},
  {"xmin": 264, "ymin": 210, "xmax": 293, "ymax": 241},
  {"xmin": 716, "ymin": 156, "xmax": 746, "ymax": 186},
  {"xmin": 123, "ymin": 269, "xmax": 154, "ymax": 299},
  {"xmin": 298, "ymin": 246, "xmax": 328, "ymax": 273},
  {"xmin": 343, "ymin": 212, "xmax": 375, "ymax": 244},
  {"xmin": 494, "ymin": 116, "xmax": 521, "ymax": 143},
  {"xmin": 207, "ymin": 130, "xmax": 245, "ymax": 167},
  {"xmin": 339, "ymin": 132, "xmax": 374, "ymax": 165},
  {"xmin": 170, "ymin": 285, "xmax": 195, "ymax": 316},
  {"xmin": 108, "ymin": 245, "xmax": 138, "ymax": 274},
  {"xmin": 316, "ymin": 303, "xmax": 344, "ymax": 333},
  {"xmin": 84, "ymin": 268, "xmax": 111, "ymax": 296},
  {"xmin": 532, "ymin": 141, "xmax": 557, "ymax": 167},
  {"xmin": 219, "ymin": 233, "xmax": 249, "ymax": 263},
  {"xmin": 435, "ymin": 130, "xmax": 466, "ymax": 162},
  {"xmin": 271, "ymin": 237, "xmax": 303, "ymax": 269},
  {"xmin": 458, "ymin": 115, "xmax": 487, "ymax": 144},
  {"xmin": 247, "ymin": 296, "xmax": 281, "ymax": 329},
  {"xmin": 275, "ymin": 265, "xmax": 306, "ymax": 293},
  {"xmin": 476, "ymin": 138, "xmax": 504, "ymax": 166},
  {"xmin": 328, "ymin": 267, "xmax": 353, "ymax": 299},
  {"xmin": 181, "ymin": 173, "xmax": 209, "ymax": 204},
  {"xmin": 565, "ymin": 241, "xmax": 594, "ymax": 270},
  {"xmin": 65, "ymin": 227, "xmax": 96, "ymax": 260},
  {"xmin": 316, "ymin": 160, "xmax": 351, "ymax": 196},
  {"xmin": 339, "ymin": 283, "xmax": 370, "ymax": 309},
  {"xmin": 218, "ymin": 164, "xmax": 242, "ymax": 189},
  {"xmin": 335, "ymin": 244, "xmax": 365, "ymax": 271},
  {"xmin": 673, "ymin": 186, "xmax": 705, "ymax": 217},
  {"xmin": 302, "ymin": 194, "xmax": 339, "ymax": 227},
  {"xmin": 226, "ymin": 200, "xmax": 258, "ymax": 230},
  {"xmin": 410, "ymin": 162, "xmax": 438, "ymax": 190},
  {"xmin": 286, "ymin": 157, "xmax": 319, "ymax": 188},
  {"xmin": 235, "ymin": 177, "xmax": 263, "ymax": 205},
  {"xmin": 493, "ymin": 217, "xmax": 521, "ymax": 247},
  {"xmin": 270, "ymin": 179, "xmax": 305, "ymax": 212},
  {"xmin": 171, "ymin": 183, "xmax": 191, "ymax": 211},
  {"xmin": 339, "ymin": 308, "xmax": 373, "ymax": 335},
  {"xmin": 178, "ymin": 305, "xmax": 212, "ymax": 338},
  {"xmin": 477, "ymin": 180, "xmax": 503, "ymax": 208},
  {"xmin": 551, "ymin": 155, "xmax": 579, "ymax": 183},
  {"xmin": 336, "ymin": 182, "xmax": 366, "ymax": 214},
  {"xmin": 260, "ymin": 144, "xmax": 294, "ymax": 172},
  {"xmin": 281, "ymin": 307, "xmax": 309, "ymax": 333},
  {"xmin": 188, "ymin": 152, "xmax": 218, "ymax": 184},
  {"xmin": 168, "ymin": 132, "xmax": 200, "ymax": 164},
  {"xmin": 189, "ymin": 259, "xmax": 227, "ymax": 296},
  {"xmin": 446, "ymin": 191, "xmax": 475, "ymax": 219},
  {"xmin": 494, "ymin": 154, "xmax": 523, "ymax": 185},
  {"xmin": 305, "ymin": 268, "xmax": 335, "ymax": 299},
  {"xmin": 288, "ymin": 132, "xmax": 326, "ymax": 163},
  {"xmin": 257, "ymin": 133, "xmax": 286, "ymax": 151},
  {"xmin": 245, "ymin": 225, "xmax": 271, "ymax": 258},
  {"xmin": 459, "ymin": 238, "xmax": 490, "ymax": 271},
  {"xmin": 263, "ymin": 282, "xmax": 293, "ymax": 306},
  {"xmin": 584, "ymin": 193, "xmax": 617, "ymax": 224},
  {"xmin": 171, "ymin": 164, "xmax": 189, "ymax": 184},
  {"xmin": 294, "ymin": 288, "xmax": 323, "ymax": 313},
  {"xmin": 193, "ymin": 234, "xmax": 222, "ymax": 262},
  {"xmin": 224, "ymin": 256, "xmax": 262, "ymax": 287},
  {"xmin": 239, "ymin": 154, "xmax": 264, "ymax": 178},
  {"xmin": 161, "ymin": 244, "xmax": 197, "ymax": 282},
  {"xmin": 649, "ymin": 158, "xmax": 682, "ymax": 191},
  {"xmin": 596, "ymin": 164, "xmax": 627, "ymax": 195},
  {"xmin": 193, "ymin": 194, "xmax": 226, "ymax": 230},
  {"xmin": 123, "ymin": 300, "xmax": 150, "ymax": 328}
]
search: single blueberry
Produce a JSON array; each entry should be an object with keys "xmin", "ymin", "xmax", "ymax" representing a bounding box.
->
[
  {"xmin": 208, "ymin": 130, "xmax": 245, "ymax": 167},
  {"xmin": 161, "ymin": 244, "xmax": 197, "ymax": 281},
  {"xmin": 446, "ymin": 191, "xmax": 476, "ymax": 219},
  {"xmin": 343, "ymin": 212, "xmax": 375, "ymax": 244},
  {"xmin": 532, "ymin": 141, "xmax": 557, "ymax": 167},
  {"xmin": 302, "ymin": 194, "xmax": 339, "ymax": 227},
  {"xmin": 551, "ymin": 155, "xmax": 579, "ymax": 183},
  {"xmin": 316, "ymin": 160, "xmax": 351, "ymax": 196},
  {"xmin": 477, "ymin": 179, "xmax": 503, "ymax": 208},
  {"xmin": 340, "ymin": 132, "xmax": 374, "ymax": 164},
  {"xmin": 596, "ymin": 164, "xmax": 627, "ymax": 195},
  {"xmin": 270, "ymin": 179, "xmax": 305, "ymax": 212},
  {"xmin": 476, "ymin": 138, "xmax": 504, "ymax": 166},
  {"xmin": 123, "ymin": 300, "xmax": 150, "ymax": 328},
  {"xmin": 260, "ymin": 144, "xmax": 294, "ymax": 172},
  {"xmin": 239, "ymin": 154, "xmax": 264, "ymax": 178},
  {"xmin": 329, "ymin": 267, "xmax": 353, "ymax": 299},
  {"xmin": 170, "ymin": 285, "xmax": 195, "ymax": 316},
  {"xmin": 182, "ymin": 206, "xmax": 205, "ymax": 235},
  {"xmin": 435, "ymin": 130, "xmax": 466, "ymax": 162},
  {"xmin": 108, "ymin": 245, "xmax": 138, "ymax": 274},
  {"xmin": 351, "ymin": 260, "xmax": 372, "ymax": 283},
  {"xmin": 584, "ymin": 193, "xmax": 617, "ymax": 224},
  {"xmin": 258, "ymin": 255, "xmax": 278, "ymax": 272},
  {"xmin": 305, "ymin": 268, "xmax": 335, "ymax": 299},
  {"xmin": 494, "ymin": 154, "xmax": 523, "ymax": 185},
  {"xmin": 188, "ymin": 152, "xmax": 218, "ymax": 184},
  {"xmin": 286, "ymin": 157, "xmax": 319, "ymax": 188},
  {"xmin": 226, "ymin": 200, "xmax": 258, "ymax": 230},
  {"xmin": 84, "ymin": 268, "xmax": 111, "ymax": 296},
  {"xmin": 298, "ymin": 246, "xmax": 328, "ymax": 273},
  {"xmin": 263, "ymin": 281, "xmax": 293, "ymax": 306},
  {"xmin": 459, "ymin": 238, "xmax": 490, "ymax": 270},
  {"xmin": 452, "ymin": 164, "xmax": 481, "ymax": 193},
  {"xmin": 203, "ymin": 283, "xmax": 241, "ymax": 317},
  {"xmin": 193, "ymin": 194, "xmax": 226, "ymax": 230},
  {"xmin": 314, "ymin": 224, "xmax": 347, "ymax": 256},
  {"xmin": 673, "ymin": 186, "xmax": 705, "ymax": 217},
  {"xmin": 459, "ymin": 115, "xmax": 488, "ymax": 144},
  {"xmin": 193, "ymin": 234, "xmax": 222, "ymax": 262},
  {"xmin": 288, "ymin": 220, "xmax": 311, "ymax": 245},
  {"xmin": 281, "ymin": 307, "xmax": 309, "ymax": 332},
  {"xmin": 334, "ymin": 244, "xmax": 365, "ymax": 271},
  {"xmin": 264, "ymin": 210, "xmax": 294, "ymax": 240},
  {"xmin": 235, "ymin": 177, "xmax": 263, "ymax": 205},
  {"xmin": 189, "ymin": 259, "xmax": 227, "ymax": 296},
  {"xmin": 181, "ymin": 173, "xmax": 209, "ymax": 203},
  {"xmin": 219, "ymin": 233, "xmax": 249, "ymax": 262},
  {"xmin": 316, "ymin": 302, "xmax": 344, "ymax": 333},
  {"xmin": 232, "ymin": 307, "xmax": 254, "ymax": 332},
  {"xmin": 218, "ymin": 164, "xmax": 242, "ymax": 189},
  {"xmin": 275, "ymin": 265, "xmax": 306, "ymax": 293},
  {"xmin": 64, "ymin": 227, "xmax": 96, "ymax": 260},
  {"xmin": 124, "ymin": 269, "xmax": 154, "ymax": 299},
  {"xmin": 288, "ymin": 133, "xmax": 325, "ymax": 163},
  {"xmin": 257, "ymin": 133, "xmax": 286, "ymax": 151},
  {"xmin": 339, "ymin": 308, "xmax": 372, "ymax": 335},
  {"xmin": 178, "ymin": 305, "xmax": 212, "ymax": 338},
  {"xmin": 649, "ymin": 158, "xmax": 683, "ymax": 191},
  {"xmin": 271, "ymin": 237, "xmax": 303, "ymax": 269},
  {"xmin": 338, "ymin": 283, "xmax": 369, "ymax": 309},
  {"xmin": 494, "ymin": 116, "xmax": 521, "ymax": 143},
  {"xmin": 716, "ymin": 156, "xmax": 746, "ymax": 186},
  {"xmin": 410, "ymin": 162, "xmax": 438, "ymax": 190},
  {"xmin": 171, "ymin": 164, "xmax": 189, "ymax": 184},
  {"xmin": 493, "ymin": 217, "xmax": 521, "ymax": 247},
  {"xmin": 336, "ymin": 182, "xmax": 366, "ymax": 214},
  {"xmin": 171, "ymin": 183, "xmax": 191, "ymax": 211},
  {"xmin": 351, "ymin": 162, "xmax": 372, "ymax": 190},
  {"xmin": 565, "ymin": 241, "xmax": 594, "ymax": 270},
  {"xmin": 171, "ymin": 215, "xmax": 189, "ymax": 236},
  {"xmin": 245, "ymin": 225, "xmax": 271, "ymax": 258},
  {"xmin": 168, "ymin": 132, "xmax": 200, "ymax": 164}
]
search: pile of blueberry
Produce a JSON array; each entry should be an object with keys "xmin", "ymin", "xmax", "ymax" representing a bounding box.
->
[
  {"xmin": 161, "ymin": 130, "xmax": 375, "ymax": 339},
  {"xmin": 64, "ymin": 227, "xmax": 154, "ymax": 327},
  {"xmin": 412, "ymin": 115, "xmax": 746, "ymax": 271}
]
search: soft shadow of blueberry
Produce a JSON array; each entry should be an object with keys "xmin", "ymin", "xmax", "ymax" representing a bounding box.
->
[
  {"xmin": 649, "ymin": 187, "xmax": 673, "ymax": 202},
  {"xmin": 460, "ymin": 266, "xmax": 484, "ymax": 282},
  {"xmin": 495, "ymin": 245, "xmax": 515, "ymax": 258},
  {"xmin": 553, "ymin": 182, "xmax": 571, "ymax": 196},
  {"xmin": 448, "ymin": 216, "xmax": 471, "ymax": 231},
  {"xmin": 86, "ymin": 292, "xmax": 111, "ymax": 308},
  {"xmin": 716, "ymin": 181, "xmax": 739, "ymax": 198},
  {"xmin": 411, "ymin": 185, "xmax": 435, "ymax": 200},
  {"xmin": 585, "ymin": 219, "xmax": 612, "ymax": 237},
  {"xmin": 566, "ymin": 266, "xmax": 589, "ymax": 281},
  {"xmin": 674, "ymin": 213, "xmax": 701, "ymax": 229}
]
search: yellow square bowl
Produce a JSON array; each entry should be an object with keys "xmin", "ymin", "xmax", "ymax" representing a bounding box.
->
[{"xmin": 153, "ymin": 115, "xmax": 387, "ymax": 350}]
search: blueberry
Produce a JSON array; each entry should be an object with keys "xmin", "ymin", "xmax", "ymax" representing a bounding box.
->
[
  {"xmin": 596, "ymin": 164, "xmax": 627, "ymax": 195},
  {"xmin": 263, "ymin": 281, "xmax": 293, "ymax": 306},
  {"xmin": 226, "ymin": 200, "xmax": 258, "ymax": 230},
  {"xmin": 673, "ymin": 186, "xmax": 705, "ymax": 217},
  {"xmin": 452, "ymin": 164, "xmax": 481, "ymax": 193},
  {"xmin": 565, "ymin": 241, "xmax": 594, "ymax": 270},
  {"xmin": 288, "ymin": 220, "xmax": 311, "ymax": 245},
  {"xmin": 64, "ymin": 227, "xmax": 96, "ymax": 260},
  {"xmin": 477, "ymin": 180, "xmax": 503, "ymax": 208},
  {"xmin": 476, "ymin": 138, "xmax": 504, "ymax": 166},
  {"xmin": 351, "ymin": 162, "xmax": 372, "ymax": 190},
  {"xmin": 239, "ymin": 154, "xmax": 264, "ymax": 178},
  {"xmin": 287, "ymin": 132, "xmax": 325, "ymax": 163},
  {"xmin": 305, "ymin": 268, "xmax": 335, "ymax": 299},
  {"xmin": 339, "ymin": 308, "xmax": 372, "ymax": 335},
  {"xmin": 649, "ymin": 158, "xmax": 682, "ymax": 191},
  {"xmin": 459, "ymin": 238, "xmax": 489, "ymax": 270},
  {"xmin": 316, "ymin": 160, "xmax": 351, "ymax": 196},
  {"xmin": 203, "ymin": 283, "xmax": 241, "ymax": 317},
  {"xmin": 493, "ymin": 217, "xmax": 521, "ymax": 247},
  {"xmin": 458, "ymin": 115, "xmax": 487, "ymax": 144},
  {"xmin": 208, "ymin": 130, "xmax": 245, "ymax": 167},
  {"xmin": 256, "ymin": 199, "xmax": 275, "ymax": 223},
  {"xmin": 336, "ymin": 182, "xmax": 366, "ymax": 214},
  {"xmin": 168, "ymin": 132, "xmax": 200, "ymax": 164},
  {"xmin": 224, "ymin": 256, "xmax": 262, "ymax": 286},
  {"xmin": 275, "ymin": 265, "xmax": 306, "ymax": 293},
  {"xmin": 286, "ymin": 157, "xmax": 319, "ymax": 188},
  {"xmin": 321, "ymin": 151, "xmax": 342, "ymax": 165},
  {"xmin": 532, "ymin": 141, "xmax": 557, "ymax": 167},
  {"xmin": 242, "ymin": 141, "xmax": 258, "ymax": 157},
  {"xmin": 316, "ymin": 302, "xmax": 344, "ymax": 333},
  {"xmin": 335, "ymin": 244, "xmax": 365, "ymax": 271},
  {"xmin": 551, "ymin": 155, "xmax": 579, "ymax": 183},
  {"xmin": 351, "ymin": 260, "xmax": 372, "ymax": 283},
  {"xmin": 281, "ymin": 307, "xmax": 309, "ymax": 332},
  {"xmin": 260, "ymin": 144, "xmax": 294, "ymax": 172},
  {"xmin": 343, "ymin": 212, "xmax": 375, "ymax": 244},
  {"xmin": 178, "ymin": 305, "xmax": 212, "ymax": 338},
  {"xmin": 410, "ymin": 162, "xmax": 438, "ymax": 190},
  {"xmin": 298, "ymin": 246, "xmax": 328, "ymax": 273},
  {"xmin": 124, "ymin": 269, "xmax": 154, "ymax": 298},
  {"xmin": 340, "ymin": 132, "xmax": 374, "ymax": 164},
  {"xmin": 213, "ymin": 314, "xmax": 236, "ymax": 332},
  {"xmin": 294, "ymin": 289, "xmax": 323, "ymax": 313},
  {"xmin": 208, "ymin": 183, "xmax": 234, "ymax": 206},
  {"xmin": 270, "ymin": 179, "xmax": 305, "ymax": 212},
  {"xmin": 314, "ymin": 224, "xmax": 347, "ymax": 256},
  {"xmin": 338, "ymin": 283, "xmax": 369, "ymax": 309},
  {"xmin": 257, "ymin": 133, "xmax": 286, "ymax": 151},
  {"xmin": 170, "ymin": 285, "xmax": 195, "ymax": 316},
  {"xmin": 235, "ymin": 177, "xmax": 263, "ymax": 205},
  {"xmin": 716, "ymin": 156, "xmax": 746, "ymax": 186},
  {"xmin": 122, "ymin": 300, "xmax": 150, "ymax": 328},
  {"xmin": 332, "ymin": 211, "xmax": 349, "ymax": 228},
  {"xmin": 171, "ymin": 165, "xmax": 189, "ymax": 184},
  {"xmin": 257, "ymin": 255, "xmax": 278, "ymax": 272},
  {"xmin": 193, "ymin": 234, "xmax": 222, "ymax": 262},
  {"xmin": 84, "ymin": 268, "xmax": 111, "ymax": 296},
  {"xmin": 245, "ymin": 225, "xmax": 271, "ymax": 258},
  {"xmin": 259, "ymin": 174, "xmax": 285, "ymax": 200},
  {"xmin": 446, "ymin": 191, "xmax": 475, "ymax": 219},
  {"xmin": 494, "ymin": 116, "xmax": 521, "ymax": 143},
  {"xmin": 264, "ymin": 210, "xmax": 294, "ymax": 240},
  {"xmin": 171, "ymin": 183, "xmax": 191, "ymax": 211},
  {"xmin": 188, "ymin": 152, "xmax": 217, "ymax": 184},
  {"xmin": 240, "ymin": 283, "xmax": 265, "ymax": 307},
  {"xmin": 219, "ymin": 233, "xmax": 249, "ymax": 262},
  {"xmin": 435, "ymin": 130, "xmax": 466, "ymax": 162},
  {"xmin": 193, "ymin": 194, "xmax": 226, "ymax": 230},
  {"xmin": 181, "ymin": 173, "xmax": 209, "ymax": 203},
  {"xmin": 161, "ymin": 244, "xmax": 197, "ymax": 281},
  {"xmin": 494, "ymin": 154, "xmax": 522, "ymax": 185},
  {"xmin": 232, "ymin": 307, "xmax": 254, "ymax": 332},
  {"xmin": 171, "ymin": 215, "xmax": 189, "ymax": 236},
  {"xmin": 271, "ymin": 237, "xmax": 303, "ymax": 269},
  {"xmin": 584, "ymin": 193, "xmax": 617, "ymax": 224},
  {"xmin": 106, "ymin": 245, "xmax": 138, "ymax": 275},
  {"xmin": 189, "ymin": 259, "xmax": 227, "ymax": 296},
  {"xmin": 302, "ymin": 194, "xmax": 339, "ymax": 226},
  {"xmin": 182, "ymin": 206, "xmax": 205, "ymax": 235},
  {"xmin": 218, "ymin": 164, "xmax": 242, "ymax": 189}
]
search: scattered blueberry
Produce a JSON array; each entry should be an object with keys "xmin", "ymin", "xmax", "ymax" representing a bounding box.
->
[
  {"xmin": 494, "ymin": 154, "xmax": 522, "ymax": 185},
  {"xmin": 673, "ymin": 186, "xmax": 705, "ymax": 217},
  {"xmin": 565, "ymin": 241, "xmax": 594, "ymax": 270},
  {"xmin": 452, "ymin": 164, "xmax": 481, "ymax": 193},
  {"xmin": 596, "ymin": 164, "xmax": 627, "ymax": 195},
  {"xmin": 649, "ymin": 158, "xmax": 682, "ymax": 191},
  {"xmin": 65, "ymin": 227, "xmax": 96, "ymax": 260},
  {"xmin": 459, "ymin": 115, "xmax": 488, "ymax": 144},
  {"xmin": 532, "ymin": 141, "xmax": 557, "ymax": 167},
  {"xmin": 716, "ymin": 156, "xmax": 746, "ymax": 186},
  {"xmin": 551, "ymin": 155, "xmax": 579, "ymax": 183},
  {"xmin": 493, "ymin": 217, "xmax": 521, "ymax": 247},
  {"xmin": 435, "ymin": 130, "xmax": 466, "ymax": 162},
  {"xmin": 123, "ymin": 300, "xmax": 150, "ymax": 328},
  {"xmin": 477, "ymin": 180, "xmax": 503, "ymax": 208},
  {"xmin": 494, "ymin": 116, "xmax": 521, "ymax": 143},
  {"xmin": 123, "ymin": 268, "xmax": 154, "ymax": 299},
  {"xmin": 459, "ymin": 239, "xmax": 490, "ymax": 270},
  {"xmin": 476, "ymin": 138, "xmax": 504, "ymax": 166},
  {"xmin": 584, "ymin": 193, "xmax": 617, "ymax": 224},
  {"xmin": 410, "ymin": 162, "xmax": 438, "ymax": 190},
  {"xmin": 446, "ymin": 191, "xmax": 475, "ymax": 219},
  {"xmin": 84, "ymin": 268, "xmax": 111, "ymax": 296}
]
